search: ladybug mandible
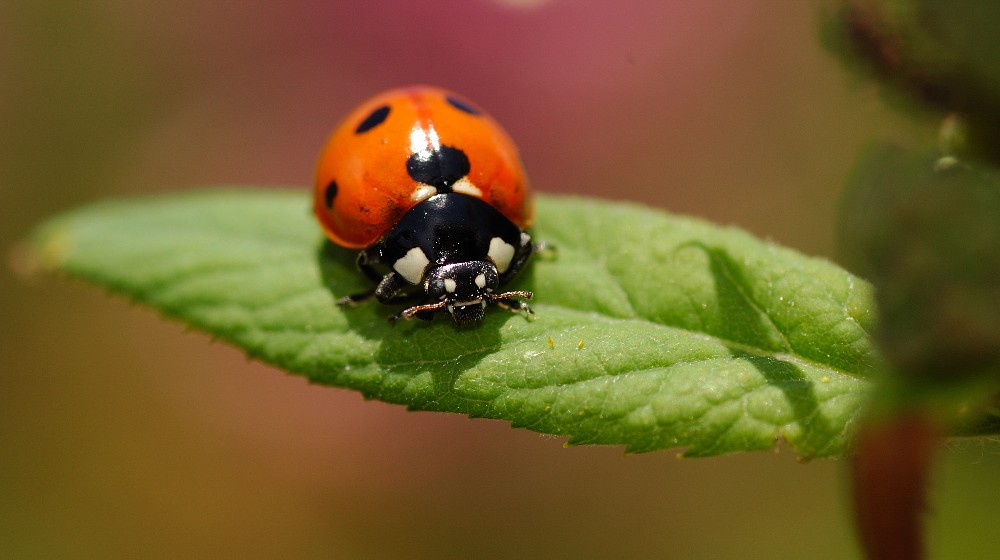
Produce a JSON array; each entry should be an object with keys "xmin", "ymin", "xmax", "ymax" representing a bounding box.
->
[{"xmin": 314, "ymin": 85, "xmax": 537, "ymax": 325}]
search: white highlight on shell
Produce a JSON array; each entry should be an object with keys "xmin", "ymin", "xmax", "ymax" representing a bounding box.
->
[
  {"xmin": 475, "ymin": 274, "xmax": 486, "ymax": 289},
  {"xmin": 408, "ymin": 126, "xmax": 440, "ymax": 154},
  {"xmin": 393, "ymin": 247, "xmax": 430, "ymax": 284},
  {"xmin": 444, "ymin": 278, "xmax": 457, "ymax": 293},
  {"xmin": 451, "ymin": 177, "xmax": 483, "ymax": 197},
  {"xmin": 488, "ymin": 237, "xmax": 516, "ymax": 273}
]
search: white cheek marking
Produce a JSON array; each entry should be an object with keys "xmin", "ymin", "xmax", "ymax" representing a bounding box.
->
[
  {"xmin": 521, "ymin": 232, "xmax": 530, "ymax": 247},
  {"xmin": 451, "ymin": 177, "xmax": 483, "ymax": 197},
  {"xmin": 475, "ymin": 274, "xmax": 486, "ymax": 289},
  {"xmin": 410, "ymin": 184, "xmax": 438, "ymax": 202},
  {"xmin": 393, "ymin": 247, "xmax": 430, "ymax": 284},
  {"xmin": 488, "ymin": 237, "xmax": 516, "ymax": 274},
  {"xmin": 444, "ymin": 278, "xmax": 457, "ymax": 293}
]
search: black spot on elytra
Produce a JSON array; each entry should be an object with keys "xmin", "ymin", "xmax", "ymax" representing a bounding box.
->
[
  {"xmin": 406, "ymin": 145, "xmax": 470, "ymax": 193},
  {"xmin": 446, "ymin": 95, "xmax": 480, "ymax": 115},
  {"xmin": 324, "ymin": 180, "xmax": 338, "ymax": 208},
  {"xmin": 355, "ymin": 105, "xmax": 390, "ymax": 134}
]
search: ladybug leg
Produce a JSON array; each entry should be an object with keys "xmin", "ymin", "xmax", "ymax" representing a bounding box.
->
[
  {"xmin": 373, "ymin": 271, "xmax": 410, "ymax": 304},
  {"xmin": 494, "ymin": 291, "xmax": 534, "ymax": 318},
  {"xmin": 337, "ymin": 290, "xmax": 374, "ymax": 307},
  {"xmin": 355, "ymin": 247, "xmax": 384, "ymax": 284},
  {"xmin": 533, "ymin": 240, "xmax": 556, "ymax": 257},
  {"xmin": 336, "ymin": 249, "xmax": 376, "ymax": 306},
  {"xmin": 338, "ymin": 248, "xmax": 408, "ymax": 307},
  {"xmin": 337, "ymin": 271, "xmax": 413, "ymax": 307}
]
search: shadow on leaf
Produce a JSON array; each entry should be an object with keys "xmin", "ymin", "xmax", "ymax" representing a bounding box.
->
[
  {"xmin": 736, "ymin": 353, "xmax": 834, "ymax": 454},
  {"xmin": 315, "ymin": 239, "xmax": 512, "ymax": 397}
]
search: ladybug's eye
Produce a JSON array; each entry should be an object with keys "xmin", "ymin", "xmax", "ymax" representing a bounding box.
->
[
  {"xmin": 324, "ymin": 180, "xmax": 338, "ymax": 208},
  {"xmin": 355, "ymin": 105, "xmax": 390, "ymax": 134},
  {"xmin": 445, "ymin": 96, "xmax": 480, "ymax": 115}
]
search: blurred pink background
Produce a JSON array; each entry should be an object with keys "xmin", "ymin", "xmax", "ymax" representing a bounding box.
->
[{"xmin": 2, "ymin": 1, "xmax": 996, "ymax": 558}]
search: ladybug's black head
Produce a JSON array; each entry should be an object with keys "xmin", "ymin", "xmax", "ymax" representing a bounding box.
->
[{"xmin": 424, "ymin": 261, "xmax": 500, "ymax": 325}]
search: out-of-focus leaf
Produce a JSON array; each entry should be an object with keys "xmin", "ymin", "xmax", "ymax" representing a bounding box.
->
[
  {"xmin": 840, "ymin": 144, "xmax": 1000, "ymax": 384},
  {"xmin": 824, "ymin": 0, "xmax": 1000, "ymax": 159}
]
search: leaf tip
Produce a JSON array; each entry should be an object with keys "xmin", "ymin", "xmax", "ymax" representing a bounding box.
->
[
  {"xmin": 10, "ymin": 224, "xmax": 72, "ymax": 280},
  {"xmin": 33, "ymin": 225, "xmax": 74, "ymax": 271}
]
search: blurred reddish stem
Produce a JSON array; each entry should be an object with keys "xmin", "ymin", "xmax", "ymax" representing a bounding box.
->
[{"xmin": 852, "ymin": 413, "xmax": 937, "ymax": 560}]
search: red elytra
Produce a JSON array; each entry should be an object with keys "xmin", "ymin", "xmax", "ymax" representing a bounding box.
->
[{"xmin": 314, "ymin": 85, "xmax": 533, "ymax": 249}]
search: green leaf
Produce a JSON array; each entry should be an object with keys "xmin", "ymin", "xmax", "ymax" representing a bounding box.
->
[{"xmin": 32, "ymin": 189, "xmax": 877, "ymax": 457}]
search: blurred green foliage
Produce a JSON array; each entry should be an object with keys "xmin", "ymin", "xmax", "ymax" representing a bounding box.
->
[
  {"xmin": 828, "ymin": 0, "xmax": 1000, "ymax": 416},
  {"xmin": 827, "ymin": 2, "xmax": 1000, "ymax": 557},
  {"xmin": 825, "ymin": 0, "xmax": 1000, "ymax": 162},
  {"xmin": 841, "ymin": 146, "xmax": 1000, "ymax": 383}
]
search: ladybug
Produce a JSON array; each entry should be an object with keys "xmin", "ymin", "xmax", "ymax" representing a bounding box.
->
[{"xmin": 314, "ymin": 85, "xmax": 537, "ymax": 325}]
